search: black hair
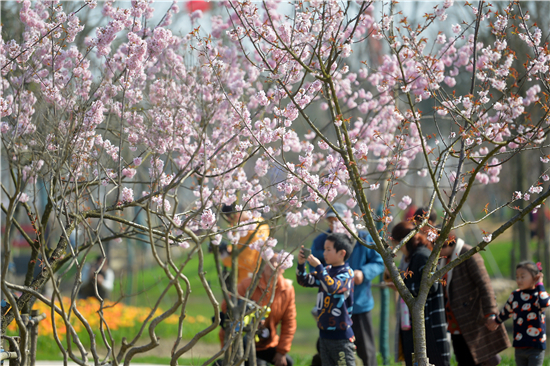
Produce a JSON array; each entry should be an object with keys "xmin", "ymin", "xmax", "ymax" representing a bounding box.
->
[
  {"xmin": 414, "ymin": 207, "xmax": 437, "ymax": 224},
  {"xmin": 326, "ymin": 233, "xmax": 354, "ymax": 261},
  {"xmin": 391, "ymin": 221, "xmax": 432, "ymax": 261},
  {"xmin": 516, "ymin": 261, "xmax": 540, "ymax": 278},
  {"xmin": 221, "ymin": 204, "xmax": 236, "ymax": 216}
]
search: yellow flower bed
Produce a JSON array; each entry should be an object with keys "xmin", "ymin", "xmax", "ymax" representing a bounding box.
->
[{"xmin": 7, "ymin": 297, "xmax": 209, "ymax": 337}]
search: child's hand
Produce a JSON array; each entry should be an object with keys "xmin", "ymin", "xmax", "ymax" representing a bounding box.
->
[
  {"xmin": 298, "ymin": 246, "xmax": 307, "ymax": 265},
  {"xmin": 485, "ymin": 316, "xmax": 499, "ymax": 331},
  {"xmin": 536, "ymin": 272, "xmax": 544, "ymax": 285},
  {"xmin": 273, "ymin": 352, "xmax": 287, "ymax": 366},
  {"xmin": 307, "ymin": 255, "xmax": 321, "ymax": 268}
]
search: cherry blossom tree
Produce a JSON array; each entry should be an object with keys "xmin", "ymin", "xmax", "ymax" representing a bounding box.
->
[
  {"xmin": 219, "ymin": 0, "xmax": 550, "ymax": 365},
  {"xmin": 0, "ymin": 1, "xmax": 294, "ymax": 365},
  {"xmin": 3, "ymin": 0, "xmax": 550, "ymax": 365}
]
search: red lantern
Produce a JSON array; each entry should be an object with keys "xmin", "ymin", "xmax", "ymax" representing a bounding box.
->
[{"xmin": 186, "ymin": 0, "xmax": 210, "ymax": 13}]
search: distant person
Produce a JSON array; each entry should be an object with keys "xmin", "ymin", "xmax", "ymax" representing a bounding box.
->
[
  {"xmin": 413, "ymin": 207, "xmax": 437, "ymax": 235},
  {"xmin": 386, "ymin": 208, "xmax": 438, "ymax": 363},
  {"xmin": 221, "ymin": 204, "xmax": 270, "ymax": 285},
  {"xmin": 391, "ymin": 222, "xmax": 450, "ymax": 366},
  {"xmin": 297, "ymin": 233, "xmax": 356, "ymax": 366},
  {"xmin": 439, "ymin": 233, "xmax": 510, "ymax": 366},
  {"xmin": 488, "ymin": 261, "xmax": 549, "ymax": 366},
  {"xmin": 403, "ymin": 204, "xmax": 418, "ymax": 222},
  {"xmin": 79, "ymin": 256, "xmax": 114, "ymax": 300},
  {"xmin": 219, "ymin": 253, "xmax": 296, "ymax": 366},
  {"xmin": 309, "ymin": 203, "xmax": 384, "ymax": 366}
]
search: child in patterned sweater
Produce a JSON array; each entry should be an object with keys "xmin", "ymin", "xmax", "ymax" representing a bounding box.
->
[
  {"xmin": 488, "ymin": 261, "xmax": 550, "ymax": 366},
  {"xmin": 296, "ymin": 232, "xmax": 355, "ymax": 366}
]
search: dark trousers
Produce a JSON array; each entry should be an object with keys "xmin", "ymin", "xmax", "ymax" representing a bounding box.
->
[
  {"xmin": 351, "ymin": 311, "xmax": 377, "ymax": 366},
  {"xmin": 515, "ymin": 348, "xmax": 545, "ymax": 366},
  {"xmin": 451, "ymin": 334, "xmax": 501, "ymax": 366},
  {"xmin": 451, "ymin": 334, "xmax": 478, "ymax": 366},
  {"xmin": 244, "ymin": 347, "xmax": 293, "ymax": 366},
  {"xmin": 319, "ymin": 338, "xmax": 356, "ymax": 366}
]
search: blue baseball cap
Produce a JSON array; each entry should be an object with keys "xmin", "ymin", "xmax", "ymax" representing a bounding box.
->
[{"xmin": 325, "ymin": 202, "xmax": 348, "ymax": 218}]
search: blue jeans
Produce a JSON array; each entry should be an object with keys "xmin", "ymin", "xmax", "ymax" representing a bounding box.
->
[{"xmin": 515, "ymin": 348, "xmax": 545, "ymax": 366}]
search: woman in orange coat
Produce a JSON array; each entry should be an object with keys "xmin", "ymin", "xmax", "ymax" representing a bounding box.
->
[
  {"xmin": 221, "ymin": 205, "xmax": 270, "ymax": 284},
  {"xmin": 220, "ymin": 253, "xmax": 297, "ymax": 366}
]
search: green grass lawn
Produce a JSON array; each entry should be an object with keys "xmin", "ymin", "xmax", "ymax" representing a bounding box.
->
[
  {"xmin": 479, "ymin": 240, "xmax": 516, "ymax": 279},
  {"xmin": 479, "ymin": 238, "xmax": 547, "ymax": 279}
]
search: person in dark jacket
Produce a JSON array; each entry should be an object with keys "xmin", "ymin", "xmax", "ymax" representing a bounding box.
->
[{"xmin": 391, "ymin": 222, "xmax": 450, "ymax": 366}]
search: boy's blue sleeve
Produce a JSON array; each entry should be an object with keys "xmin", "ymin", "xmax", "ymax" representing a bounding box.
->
[
  {"xmin": 315, "ymin": 265, "xmax": 354, "ymax": 294},
  {"xmin": 308, "ymin": 233, "xmax": 327, "ymax": 272},
  {"xmin": 356, "ymin": 235, "xmax": 384, "ymax": 281},
  {"xmin": 296, "ymin": 263, "xmax": 319, "ymax": 288}
]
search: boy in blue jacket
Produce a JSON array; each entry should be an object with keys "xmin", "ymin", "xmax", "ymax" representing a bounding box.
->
[
  {"xmin": 297, "ymin": 233, "xmax": 356, "ymax": 366},
  {"xmin": 309, "ymin": 203, "xmax": 384, "ymax": 366}
]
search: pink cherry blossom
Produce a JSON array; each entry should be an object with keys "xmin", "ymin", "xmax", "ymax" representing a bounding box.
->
[
  {"xmin": 123, "ymin": 168, "xmax": 136, "ymax": 179},
  {"xmin": 17, "ymin": 192, "xmax": 29, "ymax": 203},
  {"xmin": 276, "ymin": 250, "xmax": 294, "ymax": 270},
  {"xmin": 200, "ymin": 209, "xmax": 216, "ymax": 230},
  {"xmin": 398, "ymin": 196, "xmax": 412, "ymax": 210},
  {"xmin": 121, "ymin": 187, "xmax": 134, "ymax": 203}
]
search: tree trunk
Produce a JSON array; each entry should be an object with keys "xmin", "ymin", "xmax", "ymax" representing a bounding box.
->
[
  {"xmin": 379, "ymin": 273, "xmax": 390, "ymax": 364},
  {"xmin": 411, "ymin": 300, "xmax": 432, "ymax": 366}
]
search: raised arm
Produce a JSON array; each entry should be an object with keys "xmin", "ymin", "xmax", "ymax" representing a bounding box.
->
[
  {"xmin": 535, "ymin": 282, "xmax": 550, "ymax": 309},
  {"xmin": 315, "ymin": 265, "xmax": 354, "ymax": 295},
  {"xmin": 296, "ymin": 263, "xmax": 320, "ymax": 288}
]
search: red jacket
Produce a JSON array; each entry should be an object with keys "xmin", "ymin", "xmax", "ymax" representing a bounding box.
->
[{"xmin": 220, "ymin": 274, "xmax": 297, "ymax": 355}]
